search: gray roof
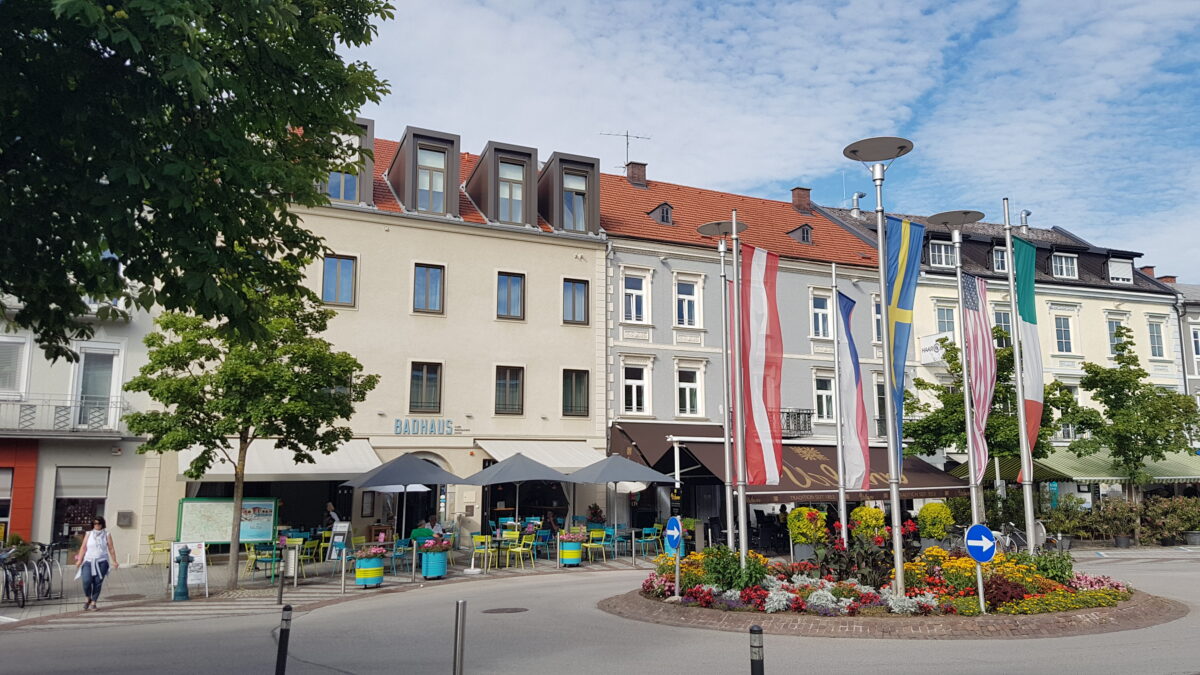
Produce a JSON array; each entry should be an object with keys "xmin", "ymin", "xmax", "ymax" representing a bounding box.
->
[{"xmin": 1174, "ymin": 283, "xmax": 1200, "ymax": 303}]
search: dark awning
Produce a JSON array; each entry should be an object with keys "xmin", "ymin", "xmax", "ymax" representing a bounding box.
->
[{"xmin": 608, "ymin": 420, "xmax": 725, "ymax": 467}]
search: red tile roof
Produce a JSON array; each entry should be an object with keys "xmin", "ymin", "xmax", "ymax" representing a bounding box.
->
[{"xmin": 370, "ymin": 138, "xmax": 876, "ymax": 265}]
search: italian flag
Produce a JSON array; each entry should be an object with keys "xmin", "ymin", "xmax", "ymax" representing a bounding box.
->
[{"xmin": 1012, "ymin": 236, "xmax": 1043, "ymax": 478}]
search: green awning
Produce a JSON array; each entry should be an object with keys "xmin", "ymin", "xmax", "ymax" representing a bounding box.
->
[{"xmin": 949, "ymin": 449, "xmax": 1200, "ymax": 484}]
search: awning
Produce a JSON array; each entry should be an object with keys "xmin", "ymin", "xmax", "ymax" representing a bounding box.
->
[
  {"xmin": 948, "ymin": 456, "xmax": 1072, "ymax": 483},
  {"xmin": 608, "ymin": 420, "xmax": 725, "ymax": 466},
  {"xmin": 474, "ymin": 439, "xmax": 603, "ymax": 472},
  {"xmin": 179, "ymin": 439, "xmax": 381, "ymax": 482},
  {"xmin": 951, "ymin": 449, "xmax": 1200, "ymax": 484}
]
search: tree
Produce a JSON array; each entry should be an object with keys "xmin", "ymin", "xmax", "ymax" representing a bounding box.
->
[
  {"xmin": 904, "ymin": 327, "xmax": 1079, "ymax": 462},
  {"xmin": 124, "ymin": 291, "xmax": 379, "ymax": 589},
  {"xmin": 1, "ymin": 0, "xmax": 393, "ymax": 361},
  {"xmin": 1065, "ymin": 325, "xmax": 1200, "ymax": 496}
]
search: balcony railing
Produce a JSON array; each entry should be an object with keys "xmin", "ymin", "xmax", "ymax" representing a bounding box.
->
[
  {"xmin": 0, "ymin": 395, "xmax": 127, "ymax": 434},
  {"xmin": 780, "ymin": 408, "xmax": 814, "ymax": 439}
]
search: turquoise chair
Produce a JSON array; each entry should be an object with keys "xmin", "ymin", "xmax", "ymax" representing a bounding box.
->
[
  {"xmin": 602, "ymin": 527, "xmax": 621, "ymax": 558},
  {"xmin": 498, "ymin": 517, "xmax": 515, "ymax": 525},
  {"xmin": 390, "ymin": 538, "xmax": 411, "ymax": 574},
  {"xmin": 531, "ymin": 529, "xmax": 553, "ymax": 559},
  {"xmin": 613, "ymin": 524, "xmax": 630, "ymax": 555},
  {"xmin": 634, "ymin": 527, "xmax": 659, "ymax": 556}
]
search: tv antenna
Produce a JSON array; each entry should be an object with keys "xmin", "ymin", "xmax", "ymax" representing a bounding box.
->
[{"xmin": 600, "ymin": 130, "xmax": 651, "ymax": 168}]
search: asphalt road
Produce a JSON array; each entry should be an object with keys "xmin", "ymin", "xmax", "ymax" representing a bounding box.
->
[{"xmin": 1, "ymin": 552, "xmax": 1196, "ymax": 674}]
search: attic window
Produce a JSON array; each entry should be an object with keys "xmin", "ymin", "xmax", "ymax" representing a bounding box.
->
[
  {"xmin": 789, "ymin": 224, "xmax": 813, "ymax": 245},
  {"xmin": 650, "ymin": 203, "xmax": 672, "ymax": 225}
]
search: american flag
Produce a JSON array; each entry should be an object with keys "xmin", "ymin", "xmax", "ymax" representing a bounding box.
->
[{"xmin": 962, "ymin": 272, "xmax": 996, "ymax": 484}]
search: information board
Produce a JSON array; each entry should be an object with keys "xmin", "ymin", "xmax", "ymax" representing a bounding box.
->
[
  {"xmin": 327, "ymin": 521, "xmax": 351, "ymax": 561},
  {"xmin": 176, "ymin": 498, "xmax": 278, "ymax": 544},
  {"xmin": 169, "ymin": 541, "xmax": 209, "ymax": 597}
]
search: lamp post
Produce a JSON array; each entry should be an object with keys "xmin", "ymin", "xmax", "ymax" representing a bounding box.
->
[
  {"xmin": 698, "ymin": 214, "xmax": 749, "ymax": 564},
  {"xmin": 843, "ymin": 137, "xmax": 913, "ymax": 594},
  {"xmin": 928, "ymin": 210, "xmax": 986, "ymax": 526}
]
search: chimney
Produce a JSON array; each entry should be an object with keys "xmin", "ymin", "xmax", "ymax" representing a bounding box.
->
[
  {"xmin": 849, "ymin": 191, "xmax": 866, "ymax": 220},
  {"xmin": 1158, "ymin": 274, "xmax": 1177, "ymax": 284},
  {"xmin": 1139, "ymin": 265, "xmax": 1155, "ymax": 277},
  {"xmin": 791, "ymin": 186, "xmax": 812, "ymax": 214},
  {"xmin": 625, "ymin": 161, "xmax": 647, "ymax": 187}
]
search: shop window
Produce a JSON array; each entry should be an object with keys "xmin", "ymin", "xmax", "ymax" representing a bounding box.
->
[{"xmin": 53, "ymin": 467, "xmax": 110, "ymax": 543}]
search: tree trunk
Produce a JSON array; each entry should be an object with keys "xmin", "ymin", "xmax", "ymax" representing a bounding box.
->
[{"xmin": 227, "ymin": 435, "xmax": 250, "ymax": 591}]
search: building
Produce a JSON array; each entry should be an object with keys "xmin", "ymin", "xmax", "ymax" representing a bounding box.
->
[{"xmin": 1170, "ymin": 280, "xmax": 1200, "ymax": 402}]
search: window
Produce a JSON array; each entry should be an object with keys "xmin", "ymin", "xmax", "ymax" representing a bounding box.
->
[
  {"xmin": 413, "ymin": 264, "xmax": 444, "ymax": 313},
  {"xmin": 562, "ymin": 172, "xmax": 588, "ymax": 232},
  {"xmin": 623, "ymin": 272, "xmax": 647, "ymax": 323},
  {"xmin": 52, "ymin": 467, "xmax": 109, "ymax": 542},
  {"xmin": 1148, "ymin": 321, "xmax": 1165, "ymax": 358},
  {"xmin": 676, "ymin": 368, "xmax": 700, "ymax": 416},
  {"xmin": 928, "ymin": 242, "xmax": 956, "ymax": 268},
  {"xmin": 675, "ymin": 279, "xmax": 698, "ymax": 327},
  {"xmin": 622, "ymin": 366, "xmax": 647, "ymax": 414},
  {"xmin": 872, "ymin": 297, "xmax": 882, "ymax": 343},
  {"xmin": 994, "ymin": 310, "xmax": 1012, "ymax": 348},
  {"xmin": 495, "ymin": 366, "xmax": 524, "ymax": 415},
  {"xmin": 563, "ymin": 370, "xmax": 589, "ymax": 416},
  {"xmin": 811, "ymin": 294, "xmax": 831, "ymax": 338},
  {"xmin": 563, "ymin": 279, "xmax": 588, "ymax": 324},
  {"xmin": 936, "ymin": 306, "xmax": 955, "ymax": 335},
  {"xmin": 790, "ymin": 224, "xmax": 813, "ymax": 245},
  {"xmin": 1107, "ymin": 319, "xmax": 1124, "ymax": 355},
  {"xmin": 326, "ymin": 170, "xmax": 358, "ymax": 202},
  {"xmin": 497, "ymin": 272, "xmax": 525, "ymax": 320},
  {"xmin": 498, "ymin": 161, "xmax": 524, "ymax": 224},
  {"xmin": 417, "ymin": 147, "xmax": 447, "ymax": 213},
  {"xmin": 1052, "ymin": 253, "xmax": 1078, "ymax": 279},
  {"xmin": 874, "ymin": 378, "xmax": 887, "ymax": 436},
  {"xmin": 1192, "ymin": 327, "xmax": 1200, "ymax": 358},
  {"xmin": 76, "ymin": 346, "xmax": 118, "ymax": 427},
  {"xmin": 815, "ymin": 377, "xmax": 834, "ymax": 421},
  {"xmin": 1108, "ymin": 259, "xmax": 1133, "ymax": 284},
  {"xmin": 992, "ymin": 247, "xmax": 1008, "ymax": 272},
  {"xmin": 653, "ymin": 204, "xmax": 672, "ymax": 225},
  {"xmin": 409, "ymin": 362, "xmax": 441, "ymax": 413},
  {"xmin": 1054, "ymin": 316, "xmax": 1073, "ymax": 353},
  {"xmin": 0, "ymin": 337, "xmax": 26, "ymax": 397},
  {"xmin": 1059, "ymin": 385, "xmax": 1079, "ymax": 440},
  {"xmin": 321, "ymin": 256, "xmax": 356, "ymax": 306}
]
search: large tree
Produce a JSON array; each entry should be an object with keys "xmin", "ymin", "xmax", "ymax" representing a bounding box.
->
[
  {"xmin": 124, "ymin": 291, "xmax": 378, "ymax": 589},
  {"xmin": 1066, "ymin": 325, "xmax": 1200, "ymax": 496},
  {"xmin": 0, "ymin": 0, "xmax": 393, "ymax": 361},
  {"xmin": 904, "ymin": 328, "xmax": 1079, "ymax": 462}
]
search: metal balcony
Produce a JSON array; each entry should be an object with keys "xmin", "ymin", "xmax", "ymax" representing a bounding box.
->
[
  {"xmin": 0, "ymin": 395, "xmax": 128, "ymax": 437},
  {"xmin": 779, "ymin": 408, "xmax": 814, "ymax": 439}
]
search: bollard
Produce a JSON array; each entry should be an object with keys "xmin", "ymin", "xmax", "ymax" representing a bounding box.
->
[
  {"xmin": 277, "ymin": 544, "xmax": 286, "ymax": 605},
  {"xmin": 749, "ymin": 625, "xmax": 764, "ymax": 675},
  {"xmin": 275, "ymin": 604, "xmax": 292, "ymax": 675},
  {"xmin": 172, "ymin": 545, "xmax": 193, "ymax": 602},
  {"xmin": 452, "ymin": 600, "xmax": 467, "ymax": 675}
]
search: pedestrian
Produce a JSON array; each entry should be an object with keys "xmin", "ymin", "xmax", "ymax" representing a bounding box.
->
[
  {"xmin": 74, "ymin": 516, "xmax": 118, "ymax": 612},
  {"xmin": 323, "ymin": 501, "xmax": 340, "ymax": 527},
  {"xmin": 777, "ymin": 504, "xmax": 789, "ymax": 524},
  {"xmin": 427, "ymin": 514, "xmax": 445, "ymax": 537}
]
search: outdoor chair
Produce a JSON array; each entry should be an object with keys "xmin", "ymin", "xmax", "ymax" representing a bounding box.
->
[
  {"xmin": 285, "ymin": 537, "xmax": 306, "ymax": 577},
  {"xmin": 389, "ymin": 538, "xmax": 411, "ymax": 575},
  {"xmin": 613, "ymin": 524, "xmax": 630, "ymax": 555},
  {"xmin": 582, "ymin": 529, "xmax": 608, "ymax": 562},
  {"xmin": 471, "ymin": 535, "xmax": 497, "ymax": 572},
  {"xmin": 602, "ymin": 527, "xmax": 621, "ymax": 558},
  {"xmin": 634, "ymin": 527, "xmax": 660, "ymax": 556},
  {"xmin": 318, "ymin": 530, "xmax": 333, "ymax": 561},
  {"xmin": 147, "ymin": 534, "xmax": 171, "ymax": 566},
  {"xmin": 299, "ymin": 540, "xmax": 319, "ymax": 575},
  {"xmin": 242, "ymin": 543, "xmax": 260, "ymax": 576},
  {"xmin": 531, "ymin": 529, "xmax": 553, "ymax": 559},
  {"xmin": 505, "ymin": 534, "xmax": 536, "ymax": 569},
  {"xmin": 254, "ymin": 543, "xmax": 282, "ymax": 581},
  {"xmin": 498, "ymin": 517, "xmax": 515, "ymax": 526},
  {"xmin": 569, "ymin": 526, "xmax": 585, "ymax": 535},
  {"xmin": 499, "ymin": 529, "xmax": 519, "ymax": 557}
]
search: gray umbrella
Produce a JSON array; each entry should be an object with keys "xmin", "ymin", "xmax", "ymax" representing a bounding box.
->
[
  {"xmin": 567, "ymin": 455, "xmax": 675, "ymax": 484},
  {"xmin": 342, "ymin": 454, "xmax": 463, "ymax": 536},
  {"xmin": 461, "ymin": 453, "xmax": 579, "ymax": 522}
]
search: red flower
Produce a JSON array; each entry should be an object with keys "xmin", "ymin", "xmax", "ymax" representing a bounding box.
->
[
  {"xmin": 805, "ymin": 511, "xmax": 818, "ymax": 522},
  {"xmin": 873, "ymin": 535, "xmax": 885, "ymax": 546}
]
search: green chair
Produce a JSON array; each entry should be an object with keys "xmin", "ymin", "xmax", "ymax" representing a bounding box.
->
[
  {"xmin": 505, "ymin": 534, "xmax": 536, "ymax": 569},
  {"xmin": 471, "ymin": 534, "xmax": 497, "ymax": 572}
]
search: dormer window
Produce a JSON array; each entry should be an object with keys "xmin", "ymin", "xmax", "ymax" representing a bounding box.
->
[
  {"xmin": 536, "ymin": 152, "xmax": 599, "ymax": 233},
  {"xmin": 324, "ymin": 117, "xmax": 374, "ymax": 206},
  {"xmin": 1108, "ymin": 259, "xmax": 1133, "ymax": 284},
  {"xmin": 417, "ymin": 147, "xmax": 447, "ymax": 213},
  {"xmin": 465, "ymin": 142, "xmax": 537, "ymax": 227},
  {"xmin": 388, "ymin": 126, "xmax": 460, "ymax": 218},
  {"xmin": 1051, "ymin": 253, "xmax": 1078, "ymax": 279},
  {"xmin": 992, "ymin": 246, "xmax": 1008, "ymax": 272},
  {"xmin": 651, "ymin": 203, "xmax": 673, "ymax": 225},
  {"xmin": 789, "ymin": 224, "xmax": 813, "ymax": 245},
  {"xmin": 498, "ymin": 161, "xmax": 525, "ymax": 224},
  {"xmin": 563, "ymin": 172, "xmax": 588, "ymax": 232},
  {"xmin": 928, "ymin": 241, "xmax": 956, "ymax": 268},
  {"xmin": 326, "ymin": 170, "xmax": 359, "ymax": 203}
]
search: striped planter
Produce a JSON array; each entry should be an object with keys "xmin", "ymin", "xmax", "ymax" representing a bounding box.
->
[
  {"xmin": 421, "ymin": 551, "xmax": 448, "ymax": 579},
  {"xmin": 560, "ymin": 542, "xmax": 583, "ymax": 566},
  {"xmin": 354, "ymin": 557, "xmax": 384, "ymax": 587}
]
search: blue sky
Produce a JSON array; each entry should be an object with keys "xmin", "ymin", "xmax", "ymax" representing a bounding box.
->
[{"xmin": 346, "ymin": 0, "xmax": 1200, "ymax": 279}]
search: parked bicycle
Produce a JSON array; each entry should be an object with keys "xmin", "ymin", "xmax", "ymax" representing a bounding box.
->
[
  {"xmin": 28, "ymin": 541, "xmax": 63, "ymax": 600},
  {"xmin": 0, "ymin": 548, "xmax": 28, "ymax": 609}
]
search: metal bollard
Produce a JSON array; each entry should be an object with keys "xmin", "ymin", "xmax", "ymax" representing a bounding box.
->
[
  {"xmin": 749, "ymin": 625, "xmax": 764, "ymax": 675},
  {"xmin": 452, "ymin": 600, "xmax": 466, "ymax": 675},
  {"xmin": 172, "ymin": 546, "xmax": 192, "ymax": 602},
  {"xmin": 277, "ymin": 548, "xmax": 286, "ymax": 605},
  {"xmin": 275, "ymin": 604, "xmax": 292, "ymax": 675}
]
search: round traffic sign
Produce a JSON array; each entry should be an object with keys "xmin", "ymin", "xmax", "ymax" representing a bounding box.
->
[
  {"xmin": 664, "ymin": 516, "xmax": 683, "ymax": 551},
  {"xmin": 965, "ymin": 523, "xmax": 997, "ymax": 563}
]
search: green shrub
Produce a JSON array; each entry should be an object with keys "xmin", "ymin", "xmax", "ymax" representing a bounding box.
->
[
  {"xmin": 946, "ymin": 595, "xmax": 983, "ymax": 616},
  {"xmin": 1043, "ymin": 494, "xmax": 1087, "ymax": 537},
  {"xmin": 917, "ymin": 502, "xmax": 954, "ymax": 539},
  {"xmin": 1009, "ymin": 551, "xmax": 1074, "ymax": 584},
  {"xmin": 944, "ymin": 497, "xmax": 973, "ymax": 528},
  {"xmin": 787, "ymin": 507, "xmax": 827, "ymax": 544},
  {"xmin": 849, "ymin": 505, "xmax": 886, "ymax": 540}
]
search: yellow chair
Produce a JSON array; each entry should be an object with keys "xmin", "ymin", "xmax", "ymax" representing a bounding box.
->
[
  {"xmin": 498, "ymin": 529, "xmax": 519, "ymax": 561},
  {"xmin": 582, "ymin": 529, "xmax": 608, "ymax": 562},
  {"xmin": 318, "ymin": 530, "xmax": 333, "ymax": 561},
  {"xmin": 242, "ymin": 543, "xmax": 260, "ymax": 576},
  {"xmin": 471, "ymin": 535, "xmax": 497, "ymax": 572},
  {"xmin": 147, "ymin": 534, "xmax": 171, "ymax": 566},
  {"xmin": 505, "ymin": 534, "xmax": 536, "ymax": 569},
  {"xmin": 299, "ymin": 540, "xmax": 319, "ymax": 576}
]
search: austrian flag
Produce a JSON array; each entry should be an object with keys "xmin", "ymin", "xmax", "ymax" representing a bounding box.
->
[{"xmin": 739, "ymin": 244, "xmax": 784, "ymax": 485}]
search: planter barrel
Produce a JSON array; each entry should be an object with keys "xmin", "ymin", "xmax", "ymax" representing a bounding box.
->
[
  {"xmin": 421, "ymin": 551, "xmax": 448, "ymax": 579},
  {"xmin": 1185, "ymin": 531, "xmax": 1200, "ymax": 547},
  {"xmin": 560, "ymin": 541, "xmax": 583, "ymax": 566},
  {"xmin": 354, "ymin": 557, "xmax": 384, "ymax": 588},
  {"xmin": 791, "ymin": 543, "xmax": 815, "ymax": 561}
]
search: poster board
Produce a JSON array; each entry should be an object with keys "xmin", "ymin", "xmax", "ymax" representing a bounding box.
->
[
  {"xmin": 169, "ymin": 541, "xmax": 209, "ymax": 597},
  {"xmin": 327, "ymin": 521, "xmax": 351, "ymax": 561},
  {"xmin": 176, "ymin": 498, "xmax": 278, "ymax": 544}
]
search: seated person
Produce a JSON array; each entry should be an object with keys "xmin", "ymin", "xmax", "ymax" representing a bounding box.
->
[{"xmin": 426, "ymin": 514, "xmax": 446, "ymax": 537}]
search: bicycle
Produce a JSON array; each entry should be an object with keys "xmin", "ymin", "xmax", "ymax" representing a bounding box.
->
[
  {"xmin": 0, "ymin": 549, "xmax": 27, "ymax": 609},
  {"xmin": 29, "ymin": 541, "xmax": 63, "ymax": 600}
]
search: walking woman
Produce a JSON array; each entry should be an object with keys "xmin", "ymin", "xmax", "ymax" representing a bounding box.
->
[{"xmin": 74, "ymin": 516, "xmax": 118, "ymax": 611}]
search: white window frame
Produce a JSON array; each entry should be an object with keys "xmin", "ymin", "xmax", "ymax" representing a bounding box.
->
[
  {"xmin": 992, "ymin": 246, "xmax": 1008, "ymax": 273},
  {"xmin": 619, "ymin": 355, "xmax": 653, "ymax": 416},
  {"xmin": 673, "ymin": 272, "xmax": 703, "ymax": 328},
  {"xmin": 1105, "ymin": 314, "xmax": 1127, "ymax": 356},
  {"xmin": 620, "ymin": 267, "xmax": 652, "ymax": 325},
  {"xmin": 1108, "ymin": 259, "xmax": 1133, "ymax": 284},
  {"xmin": 1058, "ymin": 383, "xmax": 1080, "ymax": 440},
  {"xmin": 810, "ymin": 290, "xmax": 831, "ymax": 339},
  {"xmin": 71, "ymin": 340, "xmax": 124, "ymax": 429},
  {"xmin": 992, "ymin": 307, "xmax": 1012, "ymax": 348},
  {"xmin": 1051, "ymin": 253, "xmax": 1078, "ymax": 279},
  {"xmin": 1147, "ymin": 318, "xmax": 1167, "ymax": 359},
  {"xmin": 872, "ymin": 295, "xmax": 882, "ymax": 344},
  {"xmin": 1191, "ymin": 326, "xmax": 1200, "ymax": 359},
  {"xmin": 1053, "ymin": 315, "xmax": 1074, "ymax": 354},
  {"xmin": 928, "ymin": 241, "xmax": 956, "ymax": 268},
  {"xmin": 936, "ymin": 305, "xmax": 956, "ymax": 335},
  {"xmin": 814, "ymin": 375, "xmax": 835, "ymax": 422},
  {"xmin": 873, "ymin": 374, "xmax": 886, "ymax": 437},
  {"xmin": 0, "ymin": 335, "xmax": 31, "ymax": 400},
  {"xmin": 673, "ymin": 358, "xmax": 705, "ymax": 418}
]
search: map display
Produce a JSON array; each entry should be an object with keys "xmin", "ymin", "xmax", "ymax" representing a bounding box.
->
[{"xmin": 176, "ymin": 498, "xmax": 277, "ymax": 544}]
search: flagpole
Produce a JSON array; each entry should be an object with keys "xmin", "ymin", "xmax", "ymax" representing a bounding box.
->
[
  {"xmin": 718, "ymin": 238, "xmax": 736, "ymax": 549},
  {"xmin": 1002, "ymin": 198, "xmax": 1037, "ymax": 552},
  {"xmin": 731, "ymin": 209, "xmax": 749, "ymax": 567},
  {"xmin": 831, "ymin": 263, "xmax": 849, "ymax": 546},
  {"xmin": 952, "ymin": 229, "xmax": 984, "ymax": 525}
]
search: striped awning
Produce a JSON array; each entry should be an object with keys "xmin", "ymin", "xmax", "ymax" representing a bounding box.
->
[{"xmin": 949, "ymin": 449, "xmax": 1200, "ymax": 484}]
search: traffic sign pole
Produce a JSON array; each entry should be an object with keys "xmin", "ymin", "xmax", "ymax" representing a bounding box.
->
[
  {"xmin": 665, "ymin": 516, "xmax": 683, "ymax": 599},
  {"xmin": 964, "ymin": 523, "xmax": 995, "ymax": 615},
  {"xmin": 975, "ymin": 561, "xmax": 986, "ymax": 614}
]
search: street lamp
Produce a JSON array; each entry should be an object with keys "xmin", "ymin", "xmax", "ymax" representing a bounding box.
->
[
  {"xmin": 843, "ymin": 136, "xmax": 913, "ymax": 594},
  {"xmin": 698, "ymin": 216, "xmax": 748, "ymax": 563}
]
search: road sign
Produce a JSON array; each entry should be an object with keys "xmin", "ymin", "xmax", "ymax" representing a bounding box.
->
[
  {"xmin": 664, "ymin": 516, "xmax": 683, "ymax": 551},
  {"xmin": 965, "ymin": 523, "xmax": 996, "ymax": 563}
]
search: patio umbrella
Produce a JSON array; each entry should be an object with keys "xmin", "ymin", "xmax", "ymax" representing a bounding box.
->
[
  {"xmin": 461, "ymin": 453, "xmax": 579, "ymax": 522},
  {"xmin": 364, "ymin": 483, "xmax": 430, "ymax": 538},
  {"xmin": 342, "ymin": 453, "xmax": 463, "ymax": 536},
  {"xmin": 567, "ymin": 455, "xmax": 675, "ymax": 484}
]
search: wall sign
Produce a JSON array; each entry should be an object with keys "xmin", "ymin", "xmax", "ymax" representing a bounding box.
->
[{"xmin": 393, "ymin": 418, "xmax": 456, "ymax": 435}]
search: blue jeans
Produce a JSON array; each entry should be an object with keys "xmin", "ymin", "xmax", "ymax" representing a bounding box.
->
[{"xmin": 81, "ymin": 560, "xmax": 109, "ymax": 601}]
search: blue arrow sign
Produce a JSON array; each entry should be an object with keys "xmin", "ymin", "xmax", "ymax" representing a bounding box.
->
[
  {"xmin": 965, "ymin": 523, "xmax": 996, "ymax": 563},
  {"xmin": 664, "ymin": 516, "xmax": 683, "ymax": 551}
]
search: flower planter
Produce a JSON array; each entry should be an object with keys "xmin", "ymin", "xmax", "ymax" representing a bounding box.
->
[
  {"xmin": 354, "ymin": 557, "xmax": 384, "ymax": 588},
  {"xmin": 421, "ymin": 551, "xmax": 448, "ymax": 579},
  {"xmin": 560, "ymin": 542, "xmax": 583, "ymax": 566},
  {"xmin": 920, "ymin": 538, "xmax": 949, "ymax": 552},
  {"xmin": 791, "ymin": 543, "xmax": 815, "ymax": 561},
  {"xmin": 1114, "ymin": 535, "xmax": 1134, "ymax": 549},
  {"xmin": 1184, "ymin": 531, "xmax": 1200, "ymax": 546}
]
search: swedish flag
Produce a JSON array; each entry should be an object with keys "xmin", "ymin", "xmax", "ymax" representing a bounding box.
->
[{"xmin": 885, "ymin": 215, "xmax": 925, "ymax": 466}]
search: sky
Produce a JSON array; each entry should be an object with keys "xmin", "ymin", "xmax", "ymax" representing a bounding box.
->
[{"xmin": 344, "ymin": 0, "xmax": 1200, "ymax": 280}]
